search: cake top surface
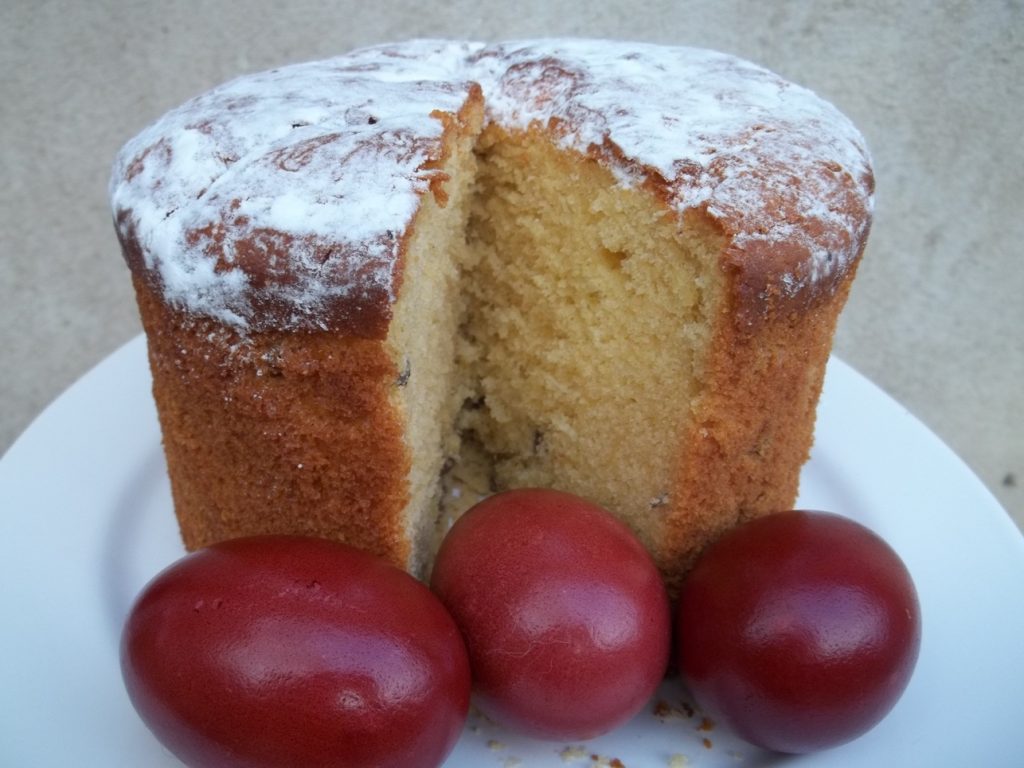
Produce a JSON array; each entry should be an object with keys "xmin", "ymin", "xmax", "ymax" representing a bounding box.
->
[{"xmin": 111, "ymin": 39, "xmax": 874, "ymax": 334}]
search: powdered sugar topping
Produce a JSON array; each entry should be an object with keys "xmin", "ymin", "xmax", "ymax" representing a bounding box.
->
[
  {"xmin": 111, "ymin": 39, "xmax": 873, "ymax": 332},
  {"xmin": 111, "ymin": 44, "xmax": 480, "ymax": 331},
  {"xmin": 473, "ymin": 40, "xmax": 873, "ymax": 294}
]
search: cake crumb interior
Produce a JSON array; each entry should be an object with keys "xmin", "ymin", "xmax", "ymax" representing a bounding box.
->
[{"xmin": 388, "ymin": 121, "xmax": 726, "ymax": 573}]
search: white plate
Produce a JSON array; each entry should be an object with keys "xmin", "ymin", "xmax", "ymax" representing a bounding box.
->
[{"xmin": 2, "ymin": 334, "xmax": 1023, "ymax": 767}]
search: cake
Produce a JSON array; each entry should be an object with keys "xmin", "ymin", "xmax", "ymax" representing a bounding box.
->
[{"xmin": 110, "ymin": 39, "xmax": 873, "ymax": 590}]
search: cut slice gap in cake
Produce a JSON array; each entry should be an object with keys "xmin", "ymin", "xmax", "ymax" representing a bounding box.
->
[{"xmin": 387, "ymin": 118, "xmax": 730, "ymax": 577}]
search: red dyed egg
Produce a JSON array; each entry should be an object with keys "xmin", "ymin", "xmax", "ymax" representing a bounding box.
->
[
  {"xmin": 431, "ymin": 488, "xmax": 671, "ymax": 740},
  {"xmin": 121, "ymin": 535, "xmax": 470, "ymax": 768},
  {"xmin": 677, "ymin": 510, "xmax": 921, "ymax": 753}
]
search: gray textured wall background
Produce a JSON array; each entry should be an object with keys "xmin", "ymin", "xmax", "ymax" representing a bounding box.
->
[{"xmin": 2, "ymin": 0, "xmax": 1021, "ymax": 528}]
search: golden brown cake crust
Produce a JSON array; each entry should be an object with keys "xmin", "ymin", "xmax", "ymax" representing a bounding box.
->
[
  {"xmin": 134, "ymin": 276, "xmax": 414, "ymax": 565},
  {"xmin": 658, "ymin": 264, "xmax": 860, "ymax": 591}
]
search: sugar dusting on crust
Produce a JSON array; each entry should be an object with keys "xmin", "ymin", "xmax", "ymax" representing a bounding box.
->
[
  {"xmin": 111, "ymin": 39, "xmax": 873, "ymax": 332},
  {"xmin": 111, "ymin": 42, "xmax": 481, "ymax": 331},
  {"xmin": 472, "ymin": 40, "xmax": 873, "ymax": 301}
]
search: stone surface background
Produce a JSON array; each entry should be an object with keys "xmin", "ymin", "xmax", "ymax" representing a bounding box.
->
[{"xmin": 2, "ymin": 0, "xmax": 1020, "ymax": 529}]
